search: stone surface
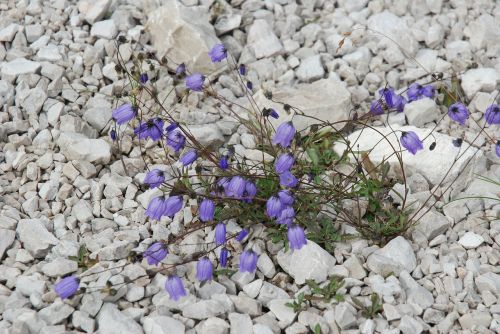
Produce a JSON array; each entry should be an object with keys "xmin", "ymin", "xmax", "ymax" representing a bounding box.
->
[
  {"xmin": 97, "ymin": 303, "xmax": 143, "ymax": 334},
  {"xmin": 366, "ymin": 236, "xmax": 417, "ymax": 276},
  {"xmin": 247, "ymin": 19, "xmax": 284, "ymax": 59},
  {"xmin": 458, "ymin": 231, "xmax": 484, "ymax": 249},
  {"xmin": 461, "ymin": 68, "xmax": 498, "ymax": 99},
  {"xmin": 16, "ymin": 219, "xmax": 59, "ymax": 258},
  {"xmin": 143, "ymin": 316, "xmax": 185, "ymax": 334},
  {"xmin": 404, "ymin": 98, "xmax": 439, "ymax": 127}
]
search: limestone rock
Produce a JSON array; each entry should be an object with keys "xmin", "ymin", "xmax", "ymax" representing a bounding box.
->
[
  {"xmin": 16, "ymin": 219, "xmax": 59, "ymax": 258},
  {"xmin": 366, "ymin": 237, "xmax": 416, "ymax": 276}
]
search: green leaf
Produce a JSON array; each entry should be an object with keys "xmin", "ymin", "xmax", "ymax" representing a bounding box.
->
[
  {"xmin": 306, "ymin": 148, "xmax": 320, "ymax": 166},
  {"xmin": 314, "ymin": 324, "xmax": 322, "ymax": 334}
]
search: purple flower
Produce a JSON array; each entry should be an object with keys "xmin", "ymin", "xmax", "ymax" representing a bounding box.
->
[
  {"xmin": 167, "ymin": 129, "xmax": 186, "ymax": 152},
  {"xmin": 452, "ymin": 138, "xmax": 463, "ymax": 147},
  {"xmin": 110, "ymin": 129, "xmax": 117, "ymax": 141},
  {"xmin": 400, "ymin": 131, "xmax": 424, "ymax": 155},
  {"xmin": 144, "ymin": 169, "xmax": 165, "ymax": 188},
  {"xmin": 246, "ymin": 81, "xmax": 253, "ymax": 90},
  {"xmin": 140, "ymin": 73, "xmax": 148, "ymax": 84},
  {"xmin": 495, "ymin": 141, "xmax": 500, "ymax": 158},
  {"xmin": 236, "ymin": 229, "xmax": 248, "ymax": 242},
  {"xmin": 379, "ymin": 87, "xmax": 406, "ymax": 112},
  {"xmin": 448, "ymin": 103, "xmax": 469, "ymax": 125},
  {"xmin": 288, "ymin": 225, "xmax": 307, "ymax": 250},
  {"xmin": 215, "ymin": 223, "xmax": 226, "ymax": 245},
  {"xmin": 165, "ymin": 275, "xmax": 187, "ymax": 301},
  {"xmin": 239, "ymin": 64, "xmax": 246, "ymax": 75},
  {"xmin": 180, "ymin": 150, "xmax": 197, "ymax": 166},
  {"xmin": 166, "ymin": 122, "xmax": 179, "ymax": 132},
  {"xmin": 278, "ymin": 190, "xmax": 294, "ymax": 206},
  {"xmin": 239, "ymin": 250, "xmax": 258, "ymax": 273},
  {"xmin": 134, "ymin": 118, "xmax": 164, "ymax": 141},
  {"xmin": 186, "ymin": 73, "xmax": 205, "ymax": 91},
  {"xmin": 269, "ymin": 108, "xmax": 279, "ymax": 119},
  {"xmin": 273, "ymin": 122, "xmax": 296, "ymax": 148},
  {"xmin": 266, "ymin": 196, "xmax": 283, "ymax": 218},
  {"xmin": 145, "ymin": 196, "xmax": 167, "ymax": 221},
  {"xmin": 279, "ymin": 171, "xmax": 298, "ymax": 188},
  {"xmin": 209, "ymin": 44, "xmax": 227, "ymax": 62},
  {"xmin": 54, "ymin": 276, "xmax": 79, "ymax": 299},
  {"xmin": 196, "ymin": 257, "xmax": 213, "ymax": 282},
  {"xmin": 277, "ymin": 206, "xmax": 295, "ymax": 226},
  {"xmin": 112, "ymin": 103, "xmax": 136, "ymax": 125},
  {"xmin": 407, "ymin": 83, "xmax": 435, "ymax": 102},
  {"xmin": 219, "ymin": 156, "xmax": 229, "ymax": 170},
  {"xmin": 275, "ymin": 153, "xmax": 295, "ymax": 174},
  {"xmin": 199, "ymin": 199, "xmax": 215, "ymax": 222},
  {"xmin": 243, "ymin": 181, "xmax": 257, "ymax": 203},
  {"xmin": 164, "ymin": 196, "xmax": 183, "ymax": 218},
  {"xmin": 176, "ymin": 63, "xmax": 186, "ymax": 76},
  {"xmin": 226, "ymin": 176, "xmax": 246, "ymax": 199},
  {"xmin": 485, "ymin": 104, "xmax": 500, "ymax": 125},
  {"xmin": 370, "ymin": 100, "xmax": 384, "ymax": 116},
  {"xmin": 216, "ymin": 177, "xmax": 230, "ymax": 194},
  {"xmin": 143, "ymin": 241, "xmax": 168, "ymax": 265},
  {"xmin": 220, "ymin": 248, "xmax": 229, "ymax": 267}
]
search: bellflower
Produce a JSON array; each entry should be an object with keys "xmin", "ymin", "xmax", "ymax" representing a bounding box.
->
[
  {"xmin": 54, "ymin": 276, "xmax": 79, "ymax": 299},
  {"xmin": 217, "ymin": 177, "xmax": 230, "ymax": 194},
  {"xmin": 266, "ymin": 196, "xmax": 283, "ymax": 218},
  {"xmin": 400, "ymin": 131, "xmax": 424, "ymax": 155},
  {"xmin": 269, "ymin": 108, "xmax": 279, "ymax": 119},
  {"xmin": 143, "ymin": 241, "xmax": 168, "ymax": 265},
  {"xmin": 277, "ymin": 206, "xmax": 295, "ymax": 226},
  {"xmin": 166, "ymin": 122, "xmax": 179, "ymax": 132},
  {"xmin": 139, "ymin": 73, "xmax": 148, "ymax": 84},
  {"xmin": 180, "ymin": 150, "xmax": 197, "ymax": 166},
  {"xmin": 485, "ymin": 104, "xmax": 500, "ymax": 125},
  {"xmin": 165, "ymin": 275, "xmax": 187, "ymax": 301},
  {"xmin": 176, "ymin": 63, "xmax": 186, "ymax": 76},
  {"xmin": 226, "ymin": 176, "xmax": 246, "ymax": 199},
  {"xmin": 279, "ymin": 171, "xmax": 298, "ymax": 188},
  {"xmin": 145, "ymin": 196, "xmax": 167, "ymax": 221},
  {"xmin": 208, "ymin": 44, "xmax": 227, "ymax": 62},
  {"xmin": 220, "ymin": 248, "xmax": 229, "ymax": 267},
  {"xmin": 239, "ymin": 64, "xmax": 246, "ymax": 75},
  {"xmin": 275, "ymin": 153, "xmax": 295, "ymax": 174},
  {"xmin": 196, "ymin": 257, "xmax": 213, "ymax": 282},
  {"xmin": 134, "ymin": 118, "xmax": 164, "ymax": 141},
  {"xmin": 369, "ymin": 100, "xmax": 384, "ymax": 116},
  {"xmin": 219, "ymin": 156, "xmax": 229, "ymax": 170},
  {"xmin": 167, "ymin": 129, "xmax": 186, "ymax": 152},
  {"xmin": 452, "ymin": 138, "xmax": 463, "ymax": 148},
  {"xmin": 199, "ymin": 199, "xmax": 215, "ymax": 222},
  {"xmin": 164, "ymin": 196, "xmax": 183, "ymax": 218},
  {"xmin": 243, "ymin": 181, "xmax": 257, "ymax": 203},
  {"xmin": 236, "ymin": 229, "xmax": 249, "ymax": 242},
  {"xmin": 288, "ymin": 225, "xmax": 307, "ymax": 250},
  {"xmin": 278, "ymin": 190, "xmax": 294, "ymax": 206},
  {"xmin": 273, "ymin": 122, "xmax": 296, "ymax": 148},
  {"xmin": 495, "ymin": 141, "xmax": 500, "ymax": 158},
  {"xmin": 407, "ymin": 83, "xmax": 435, "ymax": 102},
  {"xmin": 246, "ymin": 81, "xmax": 253, "ymax": 90},
  {"xmin": 448, "ymin": 103, "xmax": 469, "ymax": 125},
  {"xmin": 215, "ymin": 223, "xmax": 226, "ymax": 245},
  {"xmin": 239, "ymin": 250, "xmax": 258, "ymax": 273},
  {"xmin": 379, "ymin": 87, "xmax": 406, "ymax": 112},
  {"xmin": 144, "ymin": 169, "xmax": 165, "ymax": 188},
  {"xmin": 112, "ymin": 103, "xmax": 136, "ymax": 125},
  {"xmin": 186, "ymin": 73, "xmax": 204, "ymax": 91},
  {"xmin": 110, "ymin": 129, "xmax": 117, "ymax": 141}
]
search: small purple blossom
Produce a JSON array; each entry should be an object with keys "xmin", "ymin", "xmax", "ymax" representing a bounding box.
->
[
  {"xmin": 167, "ymin": 129, "xmax": 186, "ymax": 152},
  {"xmin": 485, "ymin": 104, "xmax": 500, "ymax": 125},
  {"xmin": 279, "ymin": 171, "xmax": 298, "ymax": 188},
  {"xmin": 145, "ymin": 196, "xmax": 167, "ymax": 221},
  {"xmin": 239, "ymin": 64, "xmax": 246, "ymax": 75},
  {"xmin": 215, "ymin": 223, "xmax": 226, "ymax": 245},
  {"xmin": 208, "ymin": 44, "xmax": 227, "ymax": 63},
  {"xmin": 166, "ymin": 122, "xmax": 179, "ymax": 132},
  {"xmin": 277, "ymin": 206, "xmax": 295, "ymax": 226},
  {"xmin": 219, "ymin": 156, "xmax": 229, "ymax": 170},
  {"xmin": 242, "ymin": 181, "xmax": 257, "ymax": 203},
  {"xmin": 269, "ymin": 108, "xmax": 279, "ymax": 119},
  {"xmin": 176, "ymin": 63, "xmax": 186, "ymax": 76},
  {"xmin": 246, "ymin": 81, "xmax": 253, "ymax": 90},
  {"xmin": 226, "ymin": 176, "xmax": 246, "ymax": 199},
  {"xmin": 273, "ymin": 122, "xmax": 296, "ymax": 148},
  {"xmin": 144, "ymin": 242, "xmax": 168, "ymax": 265},
  {"xmin": 54, "ymin": 276, "xmax": 79, "ymax": 299},
  {"xmin": 400, "ymin": 131, "xmax": 424, "ymax": 155},
  {"xmin": 236, "ymin": 229, "xmax": 249, "ymax": 242},
  {"xmin": 199, "ymin": 199, "xmax": 215, "ymax": 222},
  {"xmin": 495, "ymin": 141, "xmax": 500, "ymax": 158},
  {"xmin": 186, "ymin": 73, "xmax": 205, "ymax": 91},
  {"xmin": 164, "ymin": 196, "xmax": 183, "ymax": 218},
  {"xmin": 134, "ymin": 118, "xmax": 164, "ymax": 141},
  {"xmin": 275, "ymin": 153, "xmax": 295, "ymax": 174},
  {"xmin": 379, "ymin": 87, "xmax": 406, "ymax": 112},
  {"xmin": 370, "ymin": 100, "xmax": 384, "ymax": 116},
  {"xmin": 110, "ymin": 129, "xmax": 117, "ymax": 141},
  {"xmin": 278, "ymin": 190, "xmax": 294, "ymax": 206},
  {"xmin": 140, "ymin": 73, "xmax": 148, "ymax": 84},
  {"xmin": 196, "ymin": 257, "xmax": 213, "ymax": 282},
  {"xmin": 288, "ymin": 225, "xmax": 307, "ymax": 250},
  {"xmin": 165, "ymin": 275, "xmax": 187, "ymax": 301},
  {"xmin": 407, "ymin": 83, "xmax": 435, "ymax": 102},
  {"xmin": 144, "ymin": 169, "xmax": 165, "ymax": 188},
  {"xmin": 239, "ymin": 250, "xmax": 258, "ymax": 273},
  {"xmin": 180, "ymin": 150, "xmax": 197, "ymax": 166},
  {"xmin": 266, "ymin": 196, "xmax": 283, "ymax": 218},
  {"xmin": 452, "ymin": 138, "xmax": 463, "ymax": 148},
  {"xmin": 448, "ymin": 102, "xmax": 469, "ymax": 125},
  {"xmin": 112, "ymin": 103, "xmax": 136, "ymax": 125},
  {"xmin": 220, "ymin": 248, "xmax": 229, "ymax": 267}
]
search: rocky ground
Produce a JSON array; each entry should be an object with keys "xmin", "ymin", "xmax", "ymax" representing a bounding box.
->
[{"xmin": 0, "ymin": 0, "xmax": 499, "ymax": 333}]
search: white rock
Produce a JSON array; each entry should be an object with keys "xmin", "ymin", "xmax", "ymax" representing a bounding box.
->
[
  {"xmin": 464, "ymin": 14, "xmax": 500, "ymax": 56},
  {"xmin": 39, "ymin": 300, "xmax": 75, "ymax": 325},
  {"xmin": 214, "ymin": 14, "xmax": 241, "ymax": 35},
  {"xmin": 399, "ymin": 315, "xmax": 423, "ymax": 334},
  {"xmin": 475, "ymin": 272, "xmax": 500, "ymax": 296},
  {"xmin": 57, "ymin": 132, "xmax": 111, "ymax": 164},
  {"xmin": 195, "ymin": 317, "xmax": 229, "ymax": 334},
  {"xmin": 242, "ymin": 279, "xmax": 263, "ymax": 299},
  {"xmin": 37, "ymin": 45, "xmax": 62, "ymax": 62},
  {"xmin": 15, "ymin": 274, "xmax": 46, "ymax": 296},
  {"xmin": 0, "ymin": 229, "xmax": 15, "ymax": 259},
  {"xmin": 335, "ymin": 302, "xmax": 358, "ymax": 330},
  {"xmin": 277, "ymin": 240, "xmax": 336, "ymax": 284},
  {"xmin": 414, "ymin": 210, "xmax": 450, "ymax": 241},
  {"xmin": 0, "ymin": 23, "xmax": 20, "ymax": 42},
  {"xmin": 143, "ymin": 316, "xmax": 185, "ymax": 334},
  {"xmin": 366, "ymin": 236, "xmax": 416, "ymax": 276},
  {"xmin": 368, "ymin": 11, "xmax": 418, "ymax": 56},
  {"xmin": 187, "ymin": 124, "xmax": 225, "ymax": 148},
  {"xmin": 268, "ymin": 299, "xmax": 296, "ymax": 326},
  {"xmin": 97, "ymin": 303, "xmax": 143, "ymax": 334},
  {"xmin": 182, "ymin": 300, "xmax": 226, "ymax": 320},
  {"xmin": 147, "ymin": 0, "xmax": 221, "ymax": 73},
  {"xmin": 90, "ymin": 19, "xmax": 118, "ymax": 40},
  {"xmin": 247, "ymin": 19, "xmax": 284, "ymax": 59},
  {"xmin": 85, "ymin": 0, "xmax": 111, "ymax": 24},
  {"xmin": 458, "ymin": 231, "xmax": 484, "ymax": 249},
  {"xmin": 399, "ymin": 270, "xmax": 434, "ymax": 308},
  {"xmin": 42, "ymin": 258, "xmax": 78, "ymax": 277},
  {"xmin": 1, "ymin": 58, "xmax": 41, "ymax": 82},
  {"xmin": 72, "ymin": 311, "xmax": 96, "ymax": 333},
  {"xmin": 16, "ymin": 219, "xmax": 59, "ymax": 258},
  {"xmin": 461, "ymin": 68, "xmax": 498, "ymax": 99},
  {"xmin": 296, "ymin": 55, "xmax": 324, "ymax": 83},
  {"xmin": 404, "ymin": 98, "xmax": 439, "ymax": 127},
  {"xmin": 228, "ymin": 313, "xmax": 253, "ymax": 334}
]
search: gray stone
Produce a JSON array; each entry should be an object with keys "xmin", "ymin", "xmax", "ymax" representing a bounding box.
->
[
  {"xmin": 85, "ymin": 0, "xmax": 111, "ymax": 24},
  {"xmin": 415, "ymin": 210, "xmax": 450, "ymax": 241},
  {"xmin": 90, "ymin": 20, "xmax": 118, "ymax": 39},
  {"xmin": 72, "ymin": 311, "xmax": 95, "ymax": 333},
  {"xmin": 0, "ymin": 23, "xmax": 20, "ymax": 42},
  {"xmin": 17, "ymin": 219, "xmax": 58, "ymax": 258},
  {"xmin": 296, "ymin": 55, "xmax": 324, "ymax": 82},
  {"xmin": 182, "ymin": 300, "xmax": 226, "ymax": 320},
  {"xmin": 228, "ymin": 313, "xmax": 253, "ymax": 334},
  {"xmin": 39, "ymin": 300, "xmax": 75, "ymax": 325},
  {"xmin": 399, "ymin": 271, "xmax": 434, "ymax": 308},
  {"xmin": 399, "ymin": 315, "xmax": 423, "ymax": 334},
  {"xmin": 143, "ymin": 316, "xmax": 185, "ymax": 334},
  {"xmin": 15, "ymin": 274, "xmax": 46, "ymax": 296},
  {"xmin": 368, "ymin": 11, "xmax": 418, "ymax": 56},
  {"xmin": 230, "ymin": 295, "xmax": 262, "ymax": 316},
  {"xmin": 343, "ymin": 255, "xmax": 367, "ymax": 279},
  {"xmin": 247, "ymin": 19, "xmax": 283, "ymax": 59},
  {"xmin": 97, "ymin": 303, "xmax": 143, "ymax": 334},
  {"xmin": 42, "ymin": 258, "xmax": 78, "ymax": 277},
  {"xmin": 187, "ymin": 124, "xmax": 225, "ymax": 148},
  {"xmin": 335, "ymin": 302, "xmax": 357, "ymax": 330},
  {"xmin": 268, "ymin": 299, "xmax": 296, "ymax": 325},
  {"xmin": 195, "ymin": 317, "xmax": 229, "ymax": 334},
  {"xmin": 404, "ymin": 98, "xmax": 439, "ymax": 127},
  {"xmin": 277, "ymin": 240, "xmax": 336, "ymax": 284},
  {"xmin": 366, "ymin": 237, "xmax": 416, "ymax": 276},
  {"xmin": 461, "ymin": 68, "xmax": 498, "ymax": 99},
  {"xmin": 57, "ymin": 132, "xmax": 111, "ymax": 164},
  {"xmin": 1, "ymin": 58, "xmax": 41, "ymax": 82},
  {"xmin": 0, "ymin": 229, "xmax": 15, "ymax": 260},
  {"xmin": 458, "ymin": 231, "xmax": 484, "ymax": 249},
  {"xmin": 72, "ymin": 199, "xmax": 94, "ymax": 223},
  {"xmin": 214, "ymin": 14, "xmax": 242, "ymax": 35},
  {"xmin": 475, "ymin": 272, "xmax": 500, "ymax": 296}
]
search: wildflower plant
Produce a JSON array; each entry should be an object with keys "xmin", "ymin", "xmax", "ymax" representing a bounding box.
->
[{"xmin": 51, "ymin": 30, "xmax": 499, "ymax": 304}]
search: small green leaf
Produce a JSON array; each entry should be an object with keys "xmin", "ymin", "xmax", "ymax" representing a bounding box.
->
[
  {"xmin": 306, "ymin": 148, "xmax": 320, "ymax": 166},
  {"xmin": 314, "ymin": 324, "xmax": 322, "ymax": 334}
]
